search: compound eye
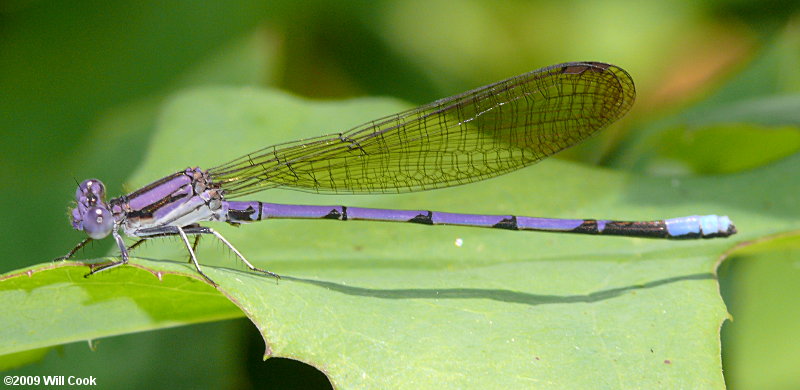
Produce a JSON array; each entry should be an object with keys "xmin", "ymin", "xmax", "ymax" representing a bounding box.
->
[
  {"xmin": 77, "ymin": 179, "xmax": 106, "ymax": 202},
  {"xmin": 83, "ymin": 206, "xmax": 114, "ymax": 239}
]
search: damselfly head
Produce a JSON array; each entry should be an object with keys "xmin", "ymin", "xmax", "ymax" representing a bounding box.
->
[{"xmin": 70, "ymin": 179, "xmax": 114, "ymax": 239}]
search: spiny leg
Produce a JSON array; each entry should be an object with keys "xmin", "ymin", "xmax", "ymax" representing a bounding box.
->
[
  {"xmin": 86, "ymin": 228, "xmax": 130, "ymax": 277},
  {"xmin": 84, "ymin": 224, "xmax": 279, "ymax": 284},
  {"xmin": 127, "ymin": 238, "xmax": 149, "ymax": 252},
  {"xmin": 87, "ymin": 259, "xmax": 126, "ymax": 275},
  {"xmin": 182, "ymin": 225, "xmax": 280, "ymax": 280},
  {"xmin": 85, "ymin": 238, "xmax": 149, "ymax": 278},
  {"xmin": 188, "ymin": 235, "xmax": 201, "ymax": 263},
  {"xmin": 90, "ymin": 225, "xmax": 219, "ymax": 285},
  {"xmin": 53, "ymin": 237, "xmax": 93, "ymax": 262},
  {"xmin": 174, "ymin": 226, "xmax": 218, "ymax": 286},
  {"xmin": 59, "ymin": 236, "xmax": 148, "ymax": 278},
  {"xmin": 142, "ymin": 224, "xmax": 206, "ymax": 265}
]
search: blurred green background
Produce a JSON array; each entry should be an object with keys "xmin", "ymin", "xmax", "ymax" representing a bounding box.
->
[{"xmin": 1, "ymin": 0, "xmax": 799, "ymax": 389}]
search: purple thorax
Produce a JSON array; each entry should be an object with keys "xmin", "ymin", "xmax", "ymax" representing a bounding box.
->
[{"xmin": 70, "ymin": 168, "xmax": 228, "ymax": 241}]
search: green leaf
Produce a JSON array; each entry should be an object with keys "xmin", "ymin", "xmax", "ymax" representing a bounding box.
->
[
  {"xmin": 722, "ymin": 234, "xmax": 800, "ymax": 389},
  {"xmin": 3, "ymin": 86, "xmax": 798, "ymax": 388},
  {"xmin": 0, "ymin": 348, "xmax": 50, "ymax": 372},
  {"xmin": 0, "ymin": 261, "xmax": 241, "ymax": 356}
]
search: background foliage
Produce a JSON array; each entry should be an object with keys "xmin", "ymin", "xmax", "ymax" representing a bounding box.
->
[{"xmin": 1, "ymin": 0, "xmax": 799, "ymax": 389}]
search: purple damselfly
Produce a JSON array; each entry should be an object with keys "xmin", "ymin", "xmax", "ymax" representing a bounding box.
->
[{"xmin": 57, "ymin": 62, "xmax": 736, "ymax": 286}]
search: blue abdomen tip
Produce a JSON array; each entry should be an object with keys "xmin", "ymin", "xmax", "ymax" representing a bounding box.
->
[{"xmin": 666, "ymin": 215, "xmax": 736, "ymax": 238}]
